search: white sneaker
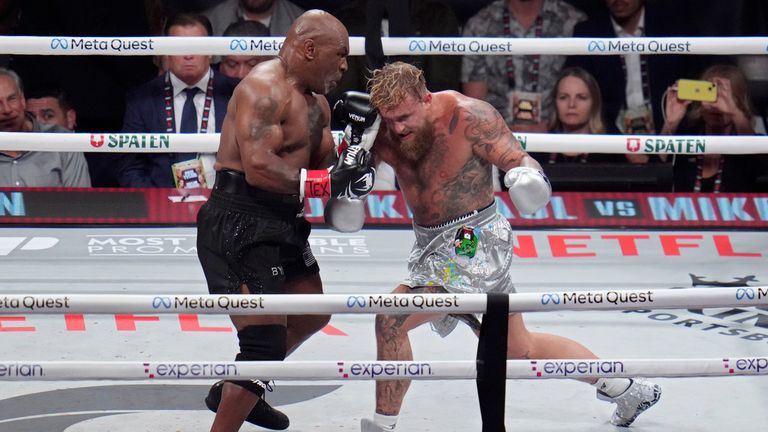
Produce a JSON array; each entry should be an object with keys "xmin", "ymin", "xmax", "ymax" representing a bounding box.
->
[
  {"xmin": 361, "ymin": 418, "xmax": 391, "ymax": 432},
  {"xmin": 597, "ymin": 379, "xmax": 662, "ymax": 427}
]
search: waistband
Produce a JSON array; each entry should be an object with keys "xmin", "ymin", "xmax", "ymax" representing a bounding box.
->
[
  {"xmin": 213, "ymin": 169, "xmax": 302, "ymax": 205},
  {"xmin": 209, "ymin": 169, "xmax": 304, "ymax": 218},
  {"xmin": 415, "ymin": 201, "xmax": 497, "ymax": 232}
]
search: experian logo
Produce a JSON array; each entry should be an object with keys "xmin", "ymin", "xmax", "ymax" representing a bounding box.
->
[
  {"xmin": 337, "ymin": 361, "xmax": 434, "ymax": 378},
  {"xmin": 0, "ymin": 237, "xmax": 59, "ymax": 256},
  {"xmin": 723, "ymin": 357, "xmax": 768, "ymax": 374},
  {"xmin": 145, "ymin": 362, "xmax": 238, "ymax": 379}
]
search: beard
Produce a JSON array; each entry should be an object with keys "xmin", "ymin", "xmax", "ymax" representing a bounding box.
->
[{"xmin": 399, "ymin": 121, "xmax": 435, "ymax": 162}]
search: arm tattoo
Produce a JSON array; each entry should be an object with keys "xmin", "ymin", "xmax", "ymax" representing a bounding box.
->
[
  {"xmin": 249, "ymin": 96, "xmax": 279, "ymax": 140},
  {"xmin": 448, "ymin": 107, "xmax": 461, "ymax": 134},
  {"xmin": 496, "ymin": 134, "xmax": 522, "ymax": 166},
  {"xmin": 462, "ymin": 102, "xmax": 523, "ymax": 166},
  {"xmin": 463, "ymin": 103, "xmax": 504, "ymax": 154}
]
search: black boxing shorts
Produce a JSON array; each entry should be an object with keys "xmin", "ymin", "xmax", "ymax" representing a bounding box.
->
[{"xmin": 196, "ymin": 170, "xmax": 319, "ymax": 295}]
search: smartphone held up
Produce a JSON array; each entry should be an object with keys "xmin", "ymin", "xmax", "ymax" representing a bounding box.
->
[{"xmin": 676, "ymin": 79, "xmax": 718, "ymax": 102}]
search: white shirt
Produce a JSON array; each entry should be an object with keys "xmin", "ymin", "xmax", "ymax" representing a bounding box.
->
[
  {"xmin": 169, "ymin": 70, "xmax": 217, "ymax": 134},
  {"xmin": 169, "ymin": 69, "xmax": 217, "ymax": 187},
  {"xmin": 611, "ymin": 8, "xmax": 646, "ymax": 110}
]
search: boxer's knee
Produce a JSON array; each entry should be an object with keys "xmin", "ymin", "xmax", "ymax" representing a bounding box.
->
[
  {"xmin": 230, "ymin": 324, "xmax": 287, "ymax": 396},
  {"xmin": 375, "ymin": 314, "xmax": 407, "ymax": 343}
]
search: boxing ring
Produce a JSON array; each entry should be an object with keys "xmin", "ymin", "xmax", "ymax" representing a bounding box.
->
[{"xmin": 1, "ymin": 35, "xmax": 768, "ymax": 431}]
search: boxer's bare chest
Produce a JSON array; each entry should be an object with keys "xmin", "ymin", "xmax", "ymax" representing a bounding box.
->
[{"xmin": 280, "ymin": 93, "xmax": 325, "ymax": 154}]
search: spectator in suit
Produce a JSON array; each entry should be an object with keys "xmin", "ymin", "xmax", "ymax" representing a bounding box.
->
[
  {"xmin": 118, "ymin": 13, "xmax": 239, "ymax": 188},
  {"xmin": 462, "ymin": 0, "xmax": 586, "ymax": 133},
  {"xmin": 0, "ymin": 68, "xmax": 90, "ymax": 187},
  {"xmin": 218, "ymin": 20, "xmax": 272, "ymax": 80},
  {"xmin": 203, "ymin": 0, "xmax": 304, "ymax": 36},
  {"xmin": 25, "ymin": 87, "xmax": 76, "ymax": 130},
  {"xmin": 566, "ymin": 0, "xmax": 705, "ymax": 163},
  {"xmin": 662, "ymin": 64, "xmax": 765, "ymax": 192}
]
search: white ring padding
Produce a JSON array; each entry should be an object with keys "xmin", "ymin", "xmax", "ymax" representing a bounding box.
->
[
  {"xmin": 1, "ymin": 287, "xmax": 765, "ymax": 315},
  {"xmin": 0, "ymin": 358, "xmax": 765, "ymax": 381},
  {"xmin": 4, "ymin": 132, "xmax": 768, "ymax": 155},
  {"xmin": 1, "ymin": 36, "xmax": 767, "ymax": 56},
  {"xmin": 0, "ymin": 36, "xmax": 364, "ymax": 56}
]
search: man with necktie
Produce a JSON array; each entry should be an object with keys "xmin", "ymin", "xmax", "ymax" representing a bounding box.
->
[{"xmin": 118, "ymin": 13, "xmax": 239, "ymax": 188}]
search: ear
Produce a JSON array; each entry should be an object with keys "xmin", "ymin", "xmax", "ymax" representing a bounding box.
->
[
  {"xmin": 66, "ymin": 109, "xmax": 77, "ymax": 130},
  {"xmin": 423, "ymin": 92, "xmax": 432, "ymax": 105},
  {"xmin": 303, "ymin": 39, "xmax": 316, "ymax": 60}
]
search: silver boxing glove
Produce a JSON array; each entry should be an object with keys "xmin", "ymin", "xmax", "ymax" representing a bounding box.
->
[
  {"xmin": 504, "ymin": 167, "xmax": 551, "ymax": 215},
  {"xmin": 323, "ymin": 196, "xmax": 366, "ymax": 232}
]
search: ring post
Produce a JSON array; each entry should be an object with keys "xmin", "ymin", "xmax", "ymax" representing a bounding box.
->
[{"xmin": 476, "ymin": 293, "xmax": 509, "ymax": 432}]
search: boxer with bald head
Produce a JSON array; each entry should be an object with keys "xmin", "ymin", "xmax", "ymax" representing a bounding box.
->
[
  {"xmin": 196, "ymin": 10, "xmax": 374, "ymax": 432},
  {"xmin": 359, "ymin": 61, "xmax": 661, "ymax": 431}
]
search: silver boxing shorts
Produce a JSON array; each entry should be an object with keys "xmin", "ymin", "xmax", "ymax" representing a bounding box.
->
[{"xmin": 402, "ymin": 202, "xmax": 515, "ymax": 337}]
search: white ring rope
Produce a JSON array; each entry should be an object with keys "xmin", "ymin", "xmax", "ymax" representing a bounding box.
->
[
  {"xmin": 4, "ymin": 132, "xmax": 766, "ymax": 155},
  {"xmin": 1, "ymin": 36, "xmax": 767, "ymax": 56},
  {"xmin": 0, "ymin": 358, "xmax": 765, "ymax": 381},
  {"xmin": 1, "ymin": 287, "xmax": 765, "ymax": 315}
]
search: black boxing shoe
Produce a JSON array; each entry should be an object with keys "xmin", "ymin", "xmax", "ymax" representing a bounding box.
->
[{"xmin": 205, "ymin": 380, "xmax": 290, "ymax": 430}]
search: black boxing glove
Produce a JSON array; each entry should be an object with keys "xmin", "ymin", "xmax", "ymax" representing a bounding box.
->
[
  {"xmin": 332, "ymin": 91, "xmax": 381, "ymax": 154},
  {"xmin": 301, "ymin": 146, "xmax": 376, "ymax": 199}
]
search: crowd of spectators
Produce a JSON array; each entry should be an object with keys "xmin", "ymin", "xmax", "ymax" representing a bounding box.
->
[{"xmin": 0, "ymin": 0, "xmax": 766, "ymax": 193}]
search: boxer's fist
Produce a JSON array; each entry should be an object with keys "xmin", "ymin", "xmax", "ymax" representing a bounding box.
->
[
  {"xmin": 333, "ymin": 91, "xmax": 381, "ymax": 152},
  {"xmin": 504, "ymin": 167, "xmax": 551, "ymax": 214},
  {"xmin": 301, "ymin": 146, "xmax": 376, "ymax": 199}
]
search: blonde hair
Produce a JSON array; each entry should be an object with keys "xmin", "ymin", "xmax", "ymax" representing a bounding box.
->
[
  {"xmin": 368, "ymin": 61, "xmax": 427, "ymax": 112},
  {"xmin": 687, "ymin": 63, "xmax": 754, "ymax": 126},
  {"xmin": 547, "ymin": 67, "xmax": 605, "ymax": 134}
]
